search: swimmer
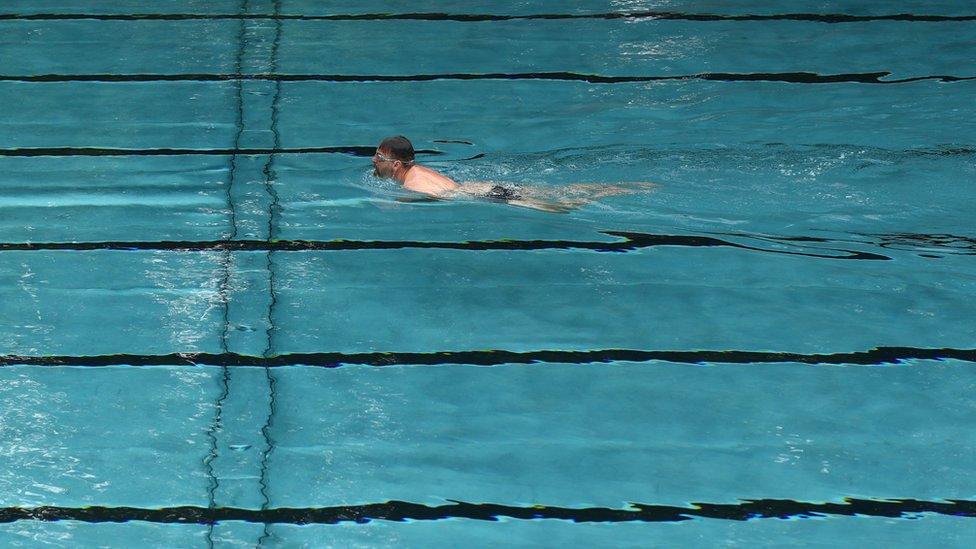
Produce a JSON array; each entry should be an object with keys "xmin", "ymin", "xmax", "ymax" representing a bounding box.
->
[{"xmin": 371, "ymin": 135, "xmax": 655, "ymax": 213}]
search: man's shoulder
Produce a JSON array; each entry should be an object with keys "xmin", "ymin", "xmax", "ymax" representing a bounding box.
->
[{"xmin": 403, "ymin": 165, "xmax": 460, "ymax": 194}]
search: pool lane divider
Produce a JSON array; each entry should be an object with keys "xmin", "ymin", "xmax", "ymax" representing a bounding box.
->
[
  {"xmin": 2, "ymin": 346, "xmax": 974, "ymax": 368},
  {"xmin": 0, "ymin": 231, "xmax": 892, "ymax": 260},
  {"xmin": 2, "ymin": 12, "xmax": 975, "ymax": 22},
  {"xmin": 0, "ymin": 497, "xmax": 973, "ymax": 525},
  {"xmin": 2, "ymin": 71, "xmax": 974, "ymax": 84}
]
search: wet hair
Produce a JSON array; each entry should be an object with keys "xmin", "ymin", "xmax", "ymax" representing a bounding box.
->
[{"xmin": 378, "ymin": 135, "xmax": 415, "ymax": 163}]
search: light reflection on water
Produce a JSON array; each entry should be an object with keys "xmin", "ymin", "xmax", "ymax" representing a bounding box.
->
[
  {"xmin": 143, "ymin": 251, "xmax": 224, "ymax": 351},
  {"xmin": 0, "ymin": 374, "xmax": 76, "ymax": 508}
]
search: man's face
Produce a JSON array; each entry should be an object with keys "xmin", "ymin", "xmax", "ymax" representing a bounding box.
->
[{"xmin": 372, "ymin": 147, "xmax": 397, "ymax": 178}]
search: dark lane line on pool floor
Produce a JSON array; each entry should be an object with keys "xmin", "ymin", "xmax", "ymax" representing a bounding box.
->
[
  {"xmin": 3, "ymin": 144, "xmax": 972, "ymax": 159},
  {"xmin": 256, "ymin": 4, "xmax": 286, "ymax": 543},
  {"xmin": 718, "ymin": 231, "xmax": 976, "ymax": 257},
  {"xmin": 0, "ymin": 146, "xmax": 443, "ymax": 157},
  {"xmin": 2, "ymin": 72, "xmax": 974, "ymax": 84},
  {"xmin": 2, "ymin": 347, "xmax": 974, "ymax": 368},
  {"xmin": 0, "ymin": 231, "xmax": 892, "ymax": 261},
  {"xmin": 0, "ymin": 498, "xmax": 973, "ymax": 525},
  {"xmin": 205, "ymin": 2, "xmax": 249, "ymax": 546},
  {"xmin": 5, "ymin": 231, "xmax": 969, "ymax": 259},
  {"xmin": 2, "ymin": 12, "xmax": 975, "ymax": 22}
]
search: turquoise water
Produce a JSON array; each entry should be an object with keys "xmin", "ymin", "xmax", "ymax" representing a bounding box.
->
[{"xmin": 1, "ymin": 0, "xmax": 975, "ymax": 546}]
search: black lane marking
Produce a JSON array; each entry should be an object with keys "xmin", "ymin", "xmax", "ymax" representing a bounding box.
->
[
  {"xmin": 719, "ymin": 231, "xmax": 976, "ymax": 257},
  {"xmin": 2, "ymin": 143, "xmax": 969, "ymax": 159},
  {"xmin": 0, "ymin": 498, "xmax": 973, "ymax": 525},
  {"xmin": 910, "ymin": 146, "xmax": 976, "ymax": 156},
  {"xmin": 0, "ymin": 146, "xmax": 443, "ymax": 157},
  {"xmin": 745, "ymin": 143, "xmax": 975, "ymax": 157},
  {"xmin": 226, "ymin": 1, "xmax": 248, "ymax": 242},
  {"xmin": 258, "ymin": 4, "xmax": 284, "ymax": 544},
  {"xmin": 0, "ymin": 231, "xmax": 892, "ymax": 261},
  {"xmin": 871, "ymin": 233, "xmax": 976, "ymax": 255},
  {"xmin": 203, "ymin": 360, "xmax": 231, "ymax": 549},
  {"xmin": 11, "ymin": 232, "xmax": 962, "ymax": 260},
  {"xmin": 216, "ymin": 0, "xmax": 249, "ymax": 350},
  {"xmin": 258, "ymin": 362, "xmax": 278, "ymax": 545},
  {"xmin": 2, "ymin": 347, "xmax": 974, "ymax": 368},
  {"xmin": 2, "ymin": 12, "xmax": 975, "ymax": 22},
  {"xmin": 3, "ymin": 72, "xmax": 974, "ymax": 84},
  {"xmin": 261, "ymin": 11, "xmax": 284, "ymax": 361},
  {"xmin": 208, "ymin": 2, "xmax": 249, "ymax": 547}
]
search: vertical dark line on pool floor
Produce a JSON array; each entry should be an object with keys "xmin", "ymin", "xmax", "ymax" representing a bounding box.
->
[
  {"xmin": 217, "ymin": 258, "xmax": 234, "ymax": 356},
  {"xmin": 226, "ymin": 0, "xmax": 247, "ymax": 243},
  {"xmin": 203, "ymin": 365, "xmax": 230, "ymax": 549},
  {"xmin": 257, "ymin": 366, "xmax": 278, "ymax": 545},
  {"xmin": 258, "ymin": 2, "xmax": 283, "ymax": 545},
  {"xmin": 208, "ymin": 2, "xmax": 250, "ymax": 547},
  {"xmin": 218, "ymin": 0, "xmax": 249, "ymax": 349},
  {"xmin": 217, "ymin": 0, "xmax": 249, "ymax": 352}
]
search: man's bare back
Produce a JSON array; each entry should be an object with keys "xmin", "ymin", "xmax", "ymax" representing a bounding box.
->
[{"xmin": 402, "ymin": 164, "xmax": 460, "ymax": 195}]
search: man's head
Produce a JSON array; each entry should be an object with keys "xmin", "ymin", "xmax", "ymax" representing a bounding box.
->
[{"xmin": 372, "ymin": 135, "xmax": 415, "ymax": 179}]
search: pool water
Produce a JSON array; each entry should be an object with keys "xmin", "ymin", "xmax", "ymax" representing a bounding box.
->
[{"xmin": 1, "ymin": 0, "xmax": 975, "ymax": 546}]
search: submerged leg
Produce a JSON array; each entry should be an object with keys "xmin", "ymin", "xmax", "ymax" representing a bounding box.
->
[
  {"xmin": 456, "ymin": 181, "xmax": 657, "ymax": 213},
  {"xmin": 563, "ymin": 182, "xmax": 658, "ymax": 199}
]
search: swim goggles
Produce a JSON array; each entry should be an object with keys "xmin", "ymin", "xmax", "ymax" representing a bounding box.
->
[{"xmin": 373, "ymin": 151, "xmax": 413, "ymax": 164}]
